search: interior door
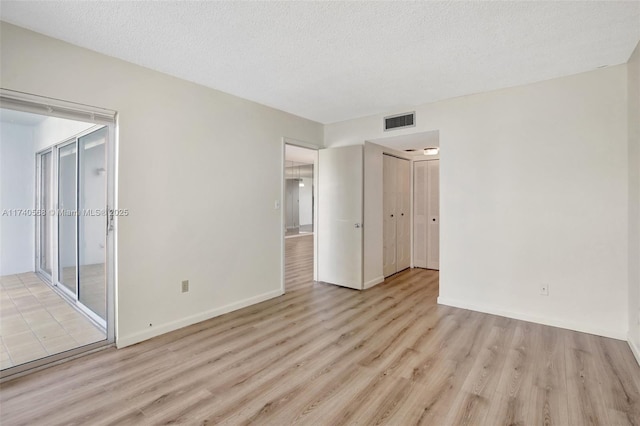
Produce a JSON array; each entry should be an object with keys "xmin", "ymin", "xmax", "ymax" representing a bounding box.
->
[
  {"xmin": 426, "ymin": 160, "xmax": 440, "ymax": 270},
  {"xmin": 413, "ymin": 161, "xmax": 428, "ymax": 268},
  {"xmin": 318, "ymin": 145, "xmax": 363, "ymax": 289},
  {"xmin": 38, "ymin": 151, "xmax": 53, "ymax": 277},
  {"xmin": 383, "ymin": 155, "xmax": 397, "ymax": 277},
  {"xmin": 396, "ymin": 158, "xmax": 411, "ymax": 271}
]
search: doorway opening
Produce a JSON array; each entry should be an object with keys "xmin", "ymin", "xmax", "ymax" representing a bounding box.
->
[
  {"xmin": 0, "ymin": 92, "xmax": 116, "ymax": 378},
  {"xmin": 283, "ymin": 143, "xmax": 317, "ymax": 292}
]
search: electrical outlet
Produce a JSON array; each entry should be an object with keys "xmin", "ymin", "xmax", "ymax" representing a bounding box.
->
[
  {"xmin": 540, "ymin": 284, "xmax": 549, "ymax": 296},
  {"xmin": 181, "ymin": 280, "xmax": 189, "ymax": 293}
]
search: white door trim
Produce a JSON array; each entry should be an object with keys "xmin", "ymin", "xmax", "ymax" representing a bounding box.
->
[{"xmin": 0, "ymin": 90, "xmax": 117, "ymax": 379}]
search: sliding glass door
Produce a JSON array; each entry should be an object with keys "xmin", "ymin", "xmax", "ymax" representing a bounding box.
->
[
  {"xmin": 78, "ymin": 128, "xmax": 107, "ymax": 320},
  {"xmin": 58, "ymin": 142, "xmax": 78, "ymax": 296},
  {"xmin": 37, "ymin": 126, "xmax": 108, "ymax": 328},
  {"xmin": 38, "ymin": 151, "xmax": 53, "ymax": 277}
]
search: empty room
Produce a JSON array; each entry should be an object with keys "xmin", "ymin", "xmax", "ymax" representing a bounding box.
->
[{"xmin": 0, "ymin": 1, "xmax": 639, "ymax": 425}]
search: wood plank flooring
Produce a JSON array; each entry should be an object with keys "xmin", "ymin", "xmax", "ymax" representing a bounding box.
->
[{"xmin": 1, "ymin": 234, "xmax": 639, "ymax": 425}]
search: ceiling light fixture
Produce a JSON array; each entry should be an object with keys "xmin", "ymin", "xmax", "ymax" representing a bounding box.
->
[{"xmin": 423, "ymin": 147, "xmax": 439, "ymax": 155}]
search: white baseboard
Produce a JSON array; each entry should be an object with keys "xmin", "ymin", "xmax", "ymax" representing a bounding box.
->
[
  {"xmin": 437, "ymin": 297, "xmax": 627, "ymax": 341},
  {"xmin": 364, "ymin": 276, "xmax": 385, "ymax": 290},
  {"xmin": 628, "ymin": 336, "xmax": 640, "ymax": 366},
  {"xmin": 116, "ymin": 289, "xmax": 283, "ymax": 348}
]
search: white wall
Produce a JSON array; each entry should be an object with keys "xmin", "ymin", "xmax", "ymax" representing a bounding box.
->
[
  {"xmin": 327, "ymin": 66, "xmax": 629, "ymax": 339},
  {"xmin": 628, "ymin": 41, "xmax": 640, "ymax": 359},
  {"xmin": 33, "ymin": 116, "xmax": 94, "ymax": 152},
  {"xmin": 0, "ymin": 122, "xmax": 35, "ymax": 275},
  {"xmin": 298, "ymin": 177, "xmax": 313, "ymax": 226},
  {"xmin": 0, "ymin": 22, "xmax": 324, "ymax": 346}
]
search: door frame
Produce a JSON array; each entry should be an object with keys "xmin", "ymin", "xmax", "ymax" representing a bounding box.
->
[
  {"xmin": 54, "ymin": 137, "xmax": 80, "ymax": 301},
  {"xmin": 281, "ymin": 137, "xmax": 319, "ymax": 294},
  {"xmin": 35, "ymin": 149, "xmax": 54, "ymax": 283},
  {"xmin": 0, "ymin": 89, "xmax": 117, "ymax": 379}
]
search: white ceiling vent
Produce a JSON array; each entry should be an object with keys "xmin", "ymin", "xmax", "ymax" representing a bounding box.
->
[{"xmin": 384, "ymin": 112, "xmax": 415, "ymax": 131}]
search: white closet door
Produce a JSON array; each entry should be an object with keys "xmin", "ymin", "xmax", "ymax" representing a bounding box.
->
[
  {"xmin": 318, "ymin": 145, "xmax": 363, "ymax": 289},
  {"xmin": 396, "ymin": 158, "xmax": 411, "ymax": 271},
  {"xmin": 383, "ymin": 155, "xmax": 397, "ymax": 277},
  {"xmin": 413, "ymin": 161, "xmax": 428, "ymax": 268},
  {"xmin": 426, "ymin": 160, "xmax": 440, "ymax": 270}
]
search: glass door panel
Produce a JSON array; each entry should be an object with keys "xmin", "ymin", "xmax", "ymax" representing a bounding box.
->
[
  {"xmin": 78, "ymin": 128, "xmax": 107, "ymax": 321},
  {"xmin": 58, "ymin": 142, "xmax": 77, "ymax": 295},
  {"xmin": 39, "ymin": 151, "xmax": 53, "ymax": 276}
]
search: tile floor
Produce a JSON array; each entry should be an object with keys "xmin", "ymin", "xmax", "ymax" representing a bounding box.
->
[
  {"xmin": 0, "ymin": 272, "xmax": 105, "ymax": 370},
  {"xmin": 60, "ymin": 263, "xmax": 106, "ymax": 319}
]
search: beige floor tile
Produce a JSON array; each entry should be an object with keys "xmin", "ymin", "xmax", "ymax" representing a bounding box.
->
[
  {"xmin": 71, "ymin": 332, "xmax": 105, "ymax": 346},
  {"xmin": 0, "ymin": 292, "xmax": 15, "ymax": 302},
  {"xmin": 0, "ymin": 356, "xmax": 13, "ymax": 369},
  {"xmin": 37, "ymin": 296, "xmax": 67, "ymax": 307},
  {"xmin": 21, "ymin": 279, "xmax": 46, "ymax": 288},
  {"xmin": 0, "ymin": 318, "xmax": 32, "ymax": 335},
  {"xmin": 47, "ymin": 309, "xmax": 78, "ymax": 321},
  {"xmin": 0, "ymin": 350, "xmax": 12, "ymax": 363},
  {"xmin": 62, "ymin": 318, "xmax": 101, "ymax": 334},
  {"xmin": 3, "ymin": 330, "xmax": 41, "ymax": 348},
  {"xmin": 21, "ymin": 309, "xmax": 56, "ymax": 325},
  {"xmin": 11, "ymin": 295, "xmax": 40, "ymax": 309},
  {"xmin": 1, "ymin": 271, "xmax": 106, "ymax": 370},
  {"xmin": 33, "ymin": 323, "xmax": 69, "ymax": 341},
  {"xmin": 0, "ymin": 305, "xmax": 21, "ymax": 317},
  {"xmin": 6, "ymin": 288, "xmax": 32, "ymax": 299},
  {"xmin": 27, "ymin": 285, "xmax": 52, "ymax": 295},
  {"xmin": 17, "ymin": 272, "xmax": 38, "ymax": 281},
  {"xmin": 10, "ymin": 347, "xmax": 48, "ymax": 365},
  {"xmin": 0, "ymin": 281, "xmax": 23, "ymax": 290},
  {"xmin": 0, "ymin": 275, "xmax": 21, "ymax": 283},
  {"xmin": 1, "ymin": 303, "xmax": 22, "ymax": 315},
  {"xmin": 41, "ymin": 334, "xmax": 80, "ymax": 354}
]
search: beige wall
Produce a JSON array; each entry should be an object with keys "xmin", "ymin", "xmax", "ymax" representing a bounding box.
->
[
  {"xmin": 0, "ymin": 22, "xmax": 323, "ymax": 346},
  {"xmin": 327, "ymin": 65, "xmax": 629, "ymax": 339},
  {"xmin": 628, "ymin": 41, "xmax": 640, "ymax": 359}
]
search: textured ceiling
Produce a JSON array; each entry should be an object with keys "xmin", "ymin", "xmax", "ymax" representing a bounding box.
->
[{"xmin": 1, "ymin": 1, "xmax": 639, "ymax": 124}]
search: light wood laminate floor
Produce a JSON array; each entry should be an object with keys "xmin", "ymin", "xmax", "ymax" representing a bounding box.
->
[{"xmin": 1, "ymin": 235, "xmax": 640, "ymax": 425}]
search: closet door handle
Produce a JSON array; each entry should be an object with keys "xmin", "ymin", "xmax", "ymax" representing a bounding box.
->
[
  {"xmin": 401, "ymin": 213, "xmax": 404, "ymax": 216},
  {"xmin": 390, "ymin": 214, "xmax": 394, "ymax": 218}
]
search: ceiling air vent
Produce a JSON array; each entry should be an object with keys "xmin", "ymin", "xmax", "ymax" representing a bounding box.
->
[{"xmin": 384, "ymin": 112, "xmax": 415, "ymax": 131}]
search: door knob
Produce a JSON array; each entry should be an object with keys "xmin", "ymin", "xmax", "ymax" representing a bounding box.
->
[
  {"xmin": 391, "ymin": 214, "xmax": 394, "ymax": 217},
  {"xmin": 401, "ymin": 213, "xmax": 404, "ymax": 216}
]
